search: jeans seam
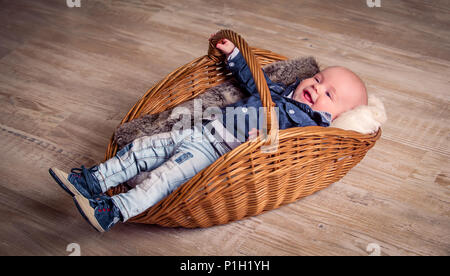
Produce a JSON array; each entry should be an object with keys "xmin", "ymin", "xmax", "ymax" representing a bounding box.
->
[
  {"xmin": 137, "ymin": 143, "xmax": 173, "ymax": 149},
  {"xmin": 126, "ymin": 136, "xmax": 174, "ymax": 153},
  {"xmin": 105, "ymin": 155, "xmax": 168, "ymax": 180},
  {"xmin": 96, "ymin": 170, "xmax": 108, "ymax": 193}
]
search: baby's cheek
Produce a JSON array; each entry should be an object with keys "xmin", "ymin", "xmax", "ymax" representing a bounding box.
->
[{"xmin": 313, "ymin": 102, "xmax": 334, "ymax": 116}]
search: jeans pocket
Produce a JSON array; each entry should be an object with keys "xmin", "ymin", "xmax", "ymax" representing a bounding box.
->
[{"xmin": 174, "ymin": 152, "xmax": 194, "ymax": 165}]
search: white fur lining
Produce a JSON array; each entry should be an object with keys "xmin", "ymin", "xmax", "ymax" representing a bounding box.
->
[{"xmin": 330, "ymin": 95, "xmax": 386, "ymax": 134}]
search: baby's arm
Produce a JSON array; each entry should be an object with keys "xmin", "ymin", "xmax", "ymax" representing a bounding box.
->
[{"xmin": 213, "ymin": 37, "xmax": 276, "ymax": 96}]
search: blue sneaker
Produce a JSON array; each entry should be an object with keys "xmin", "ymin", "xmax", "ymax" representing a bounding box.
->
[
  {"xmin": 73, "ymin": 194, "xmax": 122, "ymax": 232},
  {"xmin": 49, "ymin": 166, "xmax": 103, "ymax": 198}
]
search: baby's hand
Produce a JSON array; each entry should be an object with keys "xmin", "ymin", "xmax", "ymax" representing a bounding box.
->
[
  {"xmin": 209, "ymin": 34, "xmax": 235, "ymax": 56},
  {"xmin": 248, "ymin": 128, "xmax": 259, "ymax": 141},
  {"xmin": 209, "ymin": 33, "xmax": 235, "ymax": 56}
]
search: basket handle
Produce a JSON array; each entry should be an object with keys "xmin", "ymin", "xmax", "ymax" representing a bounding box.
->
[{"xmin": 208, "ymin": 30, "xmax": 279, "ymax": 148}]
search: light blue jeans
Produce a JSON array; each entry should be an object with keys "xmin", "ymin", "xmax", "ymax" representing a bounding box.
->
[{"xmin": 92, "ymin": 121, "xmax": 234, "ymax": 221}]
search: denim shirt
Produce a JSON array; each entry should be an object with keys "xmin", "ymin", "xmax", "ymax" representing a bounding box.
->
[{"xmin": 219, "ymin": 49, "xmax": 331, "ymax": 142}]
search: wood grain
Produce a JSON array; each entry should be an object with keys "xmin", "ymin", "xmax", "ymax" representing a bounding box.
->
[{"xmin": 0, "ymin": 0, "xmax": 448, "ymax": 255}]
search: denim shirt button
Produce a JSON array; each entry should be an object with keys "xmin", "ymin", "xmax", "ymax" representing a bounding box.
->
[
  {"xmin": 288, "ymin": 109, "xmax": 295, "ymax": 114},
  {"xmin": 229, "ymin": 62, "xmax": 235, "ymax": 67},
  {"xmin": 242, "ymin": 107, "xmax": 248, "ymax": 113}
]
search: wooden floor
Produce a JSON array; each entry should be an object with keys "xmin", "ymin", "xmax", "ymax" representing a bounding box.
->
[{"xmin": 0, "ymin": 0, "xmax": 449, "ymax": 256}]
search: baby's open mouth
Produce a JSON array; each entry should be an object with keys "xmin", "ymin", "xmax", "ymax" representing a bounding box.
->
[{"xmin": 303, "ymin": 89, "xmax": 314, "ymax": 104}]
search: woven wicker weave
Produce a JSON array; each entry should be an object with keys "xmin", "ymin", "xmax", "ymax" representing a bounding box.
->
[{"xmin": 105, "ymin": 30, "xmax": 381, "ymax": 228}]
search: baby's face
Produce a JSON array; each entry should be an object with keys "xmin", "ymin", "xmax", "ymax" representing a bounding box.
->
[{"xmin": 292, "ymin": 66, "xmax": 367, "ymax": 120}]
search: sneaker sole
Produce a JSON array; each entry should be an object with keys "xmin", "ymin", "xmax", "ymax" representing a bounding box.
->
[
  {"xmin": 73, "ymin": 195, "xmax": 105, "ymax": 233},
  {"xmin": 49, "ymin": 168, "xmax": 79, "ymax": 197}
]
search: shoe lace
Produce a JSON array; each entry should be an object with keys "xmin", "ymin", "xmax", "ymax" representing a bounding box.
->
[
  {"xmin": 71, "ymin": 165, "xmax": 99, "ymax": 194},
  {"xmin": 92, "ymin": 196, "xmax": 119, "ymax": 218},
  {"xmin": 93, "ymin": 196, "xmax": 111, "ymax": 209}
]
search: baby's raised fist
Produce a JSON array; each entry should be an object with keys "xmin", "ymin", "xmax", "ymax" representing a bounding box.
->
[{"xmin": 215, "ymin": 38, "xmax": 235, "ymax": 56}]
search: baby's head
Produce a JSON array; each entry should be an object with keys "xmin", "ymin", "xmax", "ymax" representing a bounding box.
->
[{"xmin": 292, "ymin": 66, "xmax": 367, "ymax": 120}]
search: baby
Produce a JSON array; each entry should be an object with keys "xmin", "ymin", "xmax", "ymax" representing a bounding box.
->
[
  {"xmin": 49, "ymin": 38, "xmax": 367, "ymax": 232},
  {"xmin": 215, "ymin": 38, "xmax": 367, "ymax": 122}
]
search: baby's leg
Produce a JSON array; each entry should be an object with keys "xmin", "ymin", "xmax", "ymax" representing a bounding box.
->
[
  {"xmin": 110, "ymin": 124, "xmax": 232, "ymax": 221},
  {"xmin": 93, "ymin": 130, "xmax": 192, "ymax": 193}
]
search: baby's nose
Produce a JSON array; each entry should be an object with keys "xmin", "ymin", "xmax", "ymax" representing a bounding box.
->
[{"xmin": 313, "ymin": 83, "xmax": 324, "ymax": 94}]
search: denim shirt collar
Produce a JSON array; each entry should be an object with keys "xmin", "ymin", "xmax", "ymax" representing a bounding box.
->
[
  {"xmin": 316, "ymin": 110, "xmax": 332, "ymax": 126},
  {"xmin": 281, "ymin": 78, "xmax": 301, "ymax": 97}
]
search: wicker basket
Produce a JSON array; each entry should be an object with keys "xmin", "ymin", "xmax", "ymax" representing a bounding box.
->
[{"xmin": 105, "ymin": 30, "xmax": 381, "ymax": 228}]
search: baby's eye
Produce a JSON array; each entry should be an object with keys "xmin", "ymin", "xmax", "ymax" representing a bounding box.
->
[
  {"xmin": 326, "ymin": 92, "xmax": 332, "ymax": 98},
  {"xmin": 314, "ymin": 76, "xmax": 320, "ymax": 83}
]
